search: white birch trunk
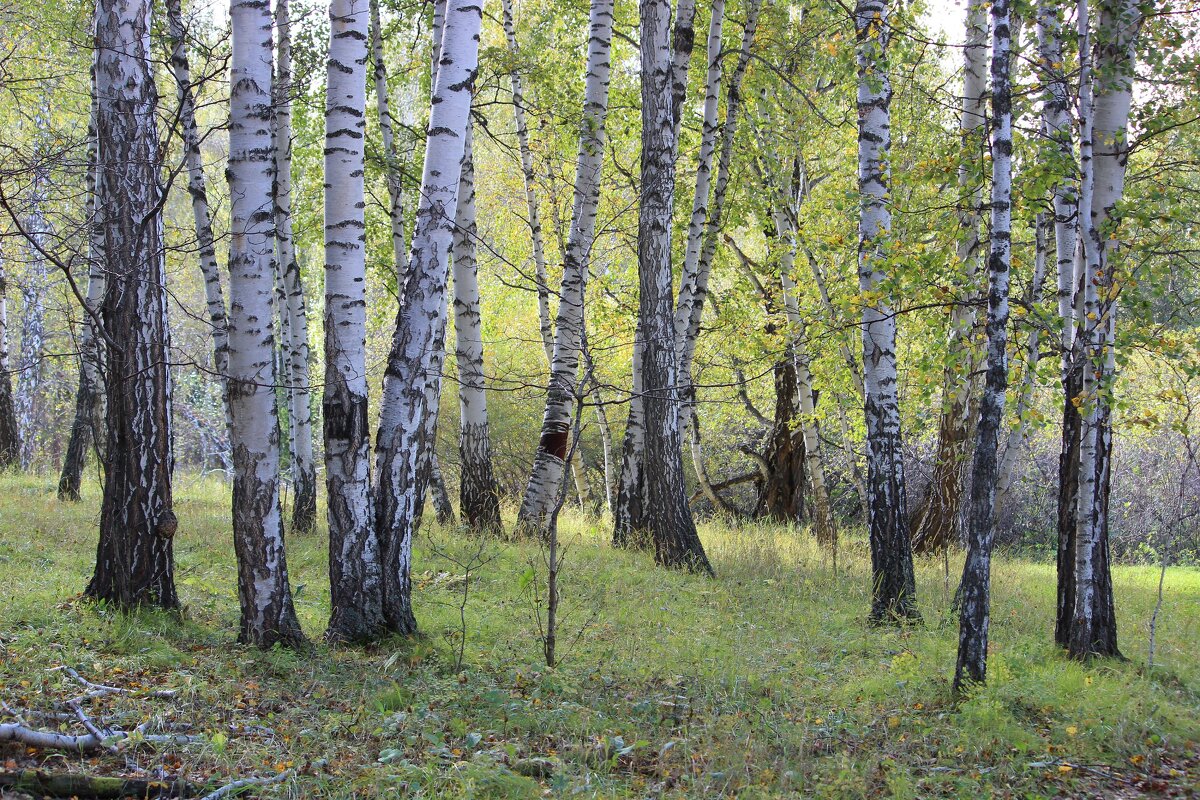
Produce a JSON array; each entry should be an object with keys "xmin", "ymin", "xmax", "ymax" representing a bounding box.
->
[
  {"xmin": 323, "ymin": 0, "xmax": 385, "ymax": 642},
  {"xmin": 500, "ymin": 0, "xmax": 553, "ymax": 363},
  {"xmin": 453, "ymin": 122, "xmax": 502, "ymax": 530},
  {"xmin": 1069, "ymin": 0, "xmax": 1140, "ymax": 659},
  {"xmin": 274, "ymin": 0, "xmax": 316, "ymax": 532},
  {"xmin": 371, "ymin": 0, "xmax": 409, "ymax": 282},
  {"xmin": 855, "ymin": 0, "xmax": 918, "ymax": 622},
  {"xmin": 167, "ymin": 0, "xmax": 230, "ymax": 403},
  {"xmin": 955, "ymin": 0, "xmax": 1013, "ymax": 690},
  {"xmin": 375, "ymin": 0, "xmax": 481, "ymax": 635},
  {"xmin": 226, "ymin": 0, "xmax": 305, "ymax": 647},
  {"xmin": 15, "ymin": 148, "xmax": 48, "ymax": 469},
  {"xmin": 676, "ymin": 0, "xmax": 760, "ymax": 436},
  {"xmin": 516, "ymin": 0, "xmax": 615, "ymax": 533},
  {"xmin": 909, "ymin": 0, "xmax": 988, "ymax": 554}
]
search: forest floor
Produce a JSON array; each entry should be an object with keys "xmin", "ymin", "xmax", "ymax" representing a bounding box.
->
[{"xmin": 0, "ymin": 473, "xmax": 1198, "ymax": 799}]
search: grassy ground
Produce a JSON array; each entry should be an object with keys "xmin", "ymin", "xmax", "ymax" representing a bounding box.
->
[{"xmin": 0, "ymin": 472, "xmax": 1198, "ymax": 799}]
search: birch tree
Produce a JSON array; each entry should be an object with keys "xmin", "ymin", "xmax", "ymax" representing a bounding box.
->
[
  {"xmin": 500, "ymin": 0, "xmax": 552, "ymax": 363},
  {"xmin": 15, "ymin": 155, "xmax": 47, "ymax": 469},
  {"xmin": 225, "ymin": 0, "xmax": 305, "ymax": 647},
  {"xmin": 1066, "ymin": 0, "xmax": 1141, "ymax": 660},
  {"xmin": 85, "ymin": 0, "xmax": 178, "ymax": 609},
  {"xmin": 370, "ymin": 0, "xmax": 408, "ymax": 284},
  {"xmin": 854, "ymin": 0, "xmax": 918, "ymax": 623},
  {"xmin": 454, "ymin": 124, "xmax": 502, "ymax": 530},
  {"xmin": 634, "ymin": 0, "xmax": 712, "ymax": 574},
  {"xmin": 274, "ymin": 0, "xmax": 316, "ymax": 533},
  {"xmin": 0, "ymin": 255, "xmax": 19, "ymax": 469},
  {"xmin": 375, "ymin": 0, "xmax": 481, "ymax": 635},
  {"xmin": 517, "ymin": 0, "xmax": 614, "ymax": 533},
  {"xmin": 59, "ymin": 70, "xmax": 106, "ymax": 500},
  {"xmin": 909, "ymin": 0, "xmax": 988, "ymax": 554},
  {"xmin": 955, "ymin": 0, "xmax": 1012, "ymax": 690},
  {"xmin": 323, "ymin": 0, "xmax": 384, "ymax": 643}
]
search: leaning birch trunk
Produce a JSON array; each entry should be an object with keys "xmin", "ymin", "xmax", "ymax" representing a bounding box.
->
[
  {"xmin": 375, "ymin": 0, "xmax": 481, "ymax": 635},
  {"xmin": 854, "ymin": 0, "xmax": 918, "ymax": 623},
  {"xmin": 59, "ymin": 67, "xmax": 106, "ymax": 499},
  {"xmin": 909, "ymin": 0, "xmax": 988, "ymax": 555},
  {"xmin": 500, "ymin": 0, "xmax": 553, "ymax": 363},
  {"xmin": 85, "ymin": 0, "xmax": 178, "ymax": 609},
  {"xmin": 166, "ymin": 0, "xmax": 229, "ymax": 409},
  {"xmin": 955, "ymin": 0, "xmax": 1012, "ymax": 691},
  {"xmin": 636, "ymin": 0, "xmax": 712, "ymax": 574},
  {"xmin": 323, "ymin": 0, "xmax": 385, "ymax": 643},
  {"xmin": 225, "ymin": 0, "xmax": 306, "ymax": 647},
  {"xmin": 1068, "ymin": 0, "xmax": 1139, "ymax": 661},
  {"xmin": 15, "ymin": 151, "xmax": 48, "ymax": 469},
  {"xmin": 516, "ymin": 0, "xmax": 615, "ymax": 534},
  {"xmin": 777, "ymin": 209, "xmax": 837, "ymax": 549},
  {"xmin": 274, "ymin": 0, "xmax": 317, "ymax": 533},
  {"xmin": 676, "ymin": 0, "xmax": 760, "ymax": 438},
  {"xmin": 994, "ymin": 214, "xmax": 1050, "ymax": 509},
  {"xmin": 370, "ymin": 0, "xmax": 409, "ymax": 284},
  {"xmin": 0, "ymin": 256, "xmax": 20, "ymax": 469},
  {"xmin": 453, "ymin": 123, "xmax": 502, "ymax": 531}
]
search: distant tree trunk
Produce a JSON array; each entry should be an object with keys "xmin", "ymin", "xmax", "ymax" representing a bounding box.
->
[
  {"xmin": 910, "ymin": 0, "xmax": 988, "ymax": 555},
  {"xmin": 1066, "ymin": 0, "xmax": 1139, "ymax": 661},
  {"xmin": 613, "ymin": 332, "xmax": 647, "ymax": 546},
  {"xmin": 517, "ymin": 0, "xmax": 614, "ymax": 534},
  {"xmin": 274, "ymin": 0, "xmax": 317, "ymax": 533},
  {"xmin": 454, "ymin": 124, "xmax": 501, "ymax": 531},
  {"xmin": 854, "ymin": 0, "xmax": 918, "ymax": 623},
  {"xmin": 225, "ymin": 0, "xmax": 306, "ymax": 648},
  {"xmin": 15, "ymin": 153, "xmax": 48, "ymax": 470},
  {"xmin": 370, "ymin": 0, "xmax": 409, "ymax": 286},
  {"xmin": 59, "ymin": 69, "xmax": 106, "ymax": 500},
  {"xmin": 500, "ymin": 0, "xmax": 553, "ymax": 363},
  {"xmin": 955, "ymin": 0, "xmax": 1012, "ymax": 691},
  {"xmin": 0, "ymin": 257, "xmax": 21, "ymax": 469},
  {"xmin": 995, "ymin": 213, "xmax": 1050, "ymax": 509},
  {"xmin": 759, "ymin": 357, "xmax": 807, "ymax": 523},
  {"xmin": 676, "ymin": 0, "xmax": 759, "ymax": 437},
  {"xmin": 635, "ymin": 0, "xmax": 712, "ymax": 575},
  {"xmin": 323, "ymin": 0, "xmax": 385, "ymax": 644},
  {"xmin": 375, "ymin": 0, "xmax": 481, "ymax": 636},
  {"xmin": 85, "ymin": 0, "xmax": 178, "ymax": 610}
]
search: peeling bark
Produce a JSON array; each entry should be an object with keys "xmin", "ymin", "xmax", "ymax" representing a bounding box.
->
[
  {"xmin": 225, "ymin": 0, "xmax": 306, "ymax": 647},
  {"xmin": 375, "ymin": 0, "xmax": 481, "ymax": 636},
  {"xmin": 86, "ymin": 0, "xmax": 178, "ymax": 610},
  {"xmin": 855, "ymin": 0, "xmax": 918, "ymax": 623},
  {"xmin": 517, "ymin": 0, "xmax": 615, "ymax": 534}
]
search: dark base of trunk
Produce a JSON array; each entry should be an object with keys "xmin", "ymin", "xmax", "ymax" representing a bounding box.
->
[
  {"xmin": 909, "ymin": 447, "xmax": 967, "ymax": 555},
  {"xmin": 291, "ymin": 469, "xmax": 318, "ymax": 533},
  {"xmin": 58, "ymin": 381, "xmax": 97, "ymax": 501},
  {"xmin": 326, "ymin": 608, "xmax": 387, "ymax": 645},
  {"xmin": 757, "ymin": 359, "xmax": 807, "ymax": 523},
  {"xmin": 0, "ymin": 378, "xmax": 18, "ymax": 471}
]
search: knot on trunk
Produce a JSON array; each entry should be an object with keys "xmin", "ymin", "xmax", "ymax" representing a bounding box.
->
[{"xmin": 155, "ymin": 510, "xmax": 178, "ymax": 539}]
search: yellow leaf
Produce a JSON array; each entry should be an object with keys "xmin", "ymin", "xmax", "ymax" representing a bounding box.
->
[
  {"xmin": 1059, "ymin": 764, "xmax": 1074, "ymax": 773},
  {"xmin": 1066, "ymin": 725, "xmax": 1078, "ymax": 736}
]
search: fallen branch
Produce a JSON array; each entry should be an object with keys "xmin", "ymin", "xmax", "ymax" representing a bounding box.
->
[
  {"xmin": 197, "ymin": 769, "xmax": 293, "ymax": 800},
  {"xmin": 0, "ymin": 721, "xmax": 201, "ymax": 752},
  {"xmin": 0, "ymin": 769, "xmax": 195, "ymax": 798}
]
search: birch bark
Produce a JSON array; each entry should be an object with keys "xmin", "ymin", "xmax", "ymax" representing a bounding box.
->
[
  {"xmin": 909, "ymin": 0, "xmax": 988, "ymax": 554},
  {"xmin": 375, "ymin": 0, "xmax": 481, "ymax": 635},
  {"xmin": 0, "ymin": 256, "xmax": 19, "ymax": 469},
  {"xmin": 1068, "ymin": 0, "xmax": 1140, "ymax": 660},
  {"xmin": 15, "ymin": 149, "xmax": 48, "ymax": 469},
  {"xmin": 324, "ymin": 0, "xmax": 385, "ymax": 643},
  {"xmin": 275, "ymin": 0, "xmax": 317, "ymax": 533},
  {"xmin": 636, "ymin": 0, "xmax": 712, "ymax": 574},
  {"xmin": 85, "ymin": 0, "xmax": 178, "ymax": 610},
  {"xmin": 955, "ymin": 0, "xmax": 1012, "ymax": 690},
  {"xmin": 453, "ymin": 124, "xmax": 502, "ymax": 531},
  {"xmin": 854, "ymin": 0, "xmax": 918, "ymax": 623},
  {"xmin": 225, "ymin": 0, "xmax": 306, "ymax": 647},
  {"xmin": 59, "ymin": 65, "xmax": 106, "ymax": 499},
  {"xmin": 370, "ymin": 0, "xmax": 409, "ymax": 283},
  {"xmin": 517, "ymin": 0, "xmax": 614, "ymax": 533}
]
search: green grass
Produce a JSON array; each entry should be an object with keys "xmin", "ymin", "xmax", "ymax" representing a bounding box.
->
[{"xmin": 1, "ymin": 472, "xmax": 1197, "ymax": 798}]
